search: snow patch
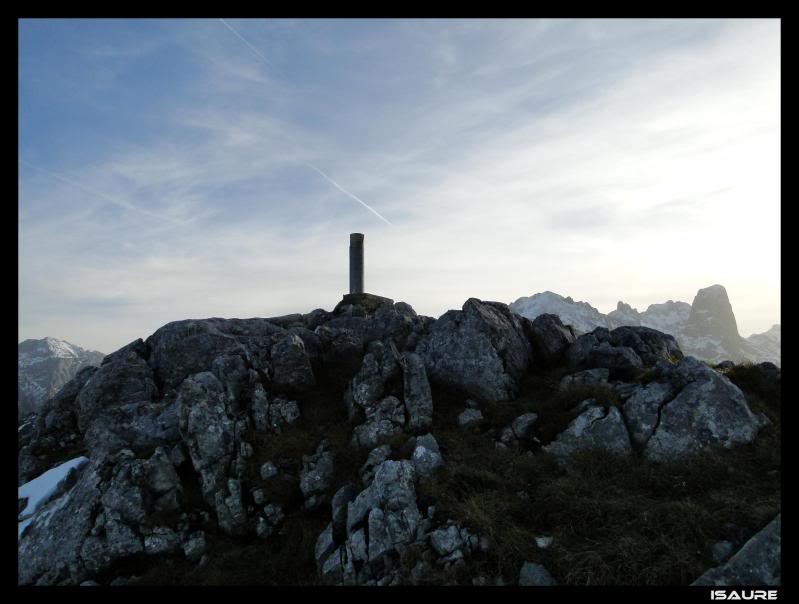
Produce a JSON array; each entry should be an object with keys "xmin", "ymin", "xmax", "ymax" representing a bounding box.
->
[{"xmin": 18, "ymin": 456, "xmax": 89, "ymax": 538}]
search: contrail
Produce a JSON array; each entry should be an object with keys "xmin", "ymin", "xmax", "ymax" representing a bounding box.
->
[
  {"xmin": 216, "ymin": 20, "xmax": 393, "ymax": 227},
  {"xmin": 218, "ymin": 18, "xmax": 274, "ymax": 68},
  {"xmin": 18, "ymin": 159, "xmax": 178, "ymax": 224},
  {"xmin": 306, "ymin": 163, "xmax": 394, "ymax": 226}
]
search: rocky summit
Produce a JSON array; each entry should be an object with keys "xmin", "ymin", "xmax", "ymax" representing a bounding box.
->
[{"xmin": 17, "ymin": 296, "xmax": 780, "ymax": 586}]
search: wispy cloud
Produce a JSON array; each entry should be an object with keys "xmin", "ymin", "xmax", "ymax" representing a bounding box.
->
[
  {"xmin": 306, "ymin": 163, "xmax": 394, "ymax": 226},
  {"xmin": 18, "ymin": 18, "xmax": 780, "ymax": 351},
  {"xmin": 218, "ymin": 18, "xmax": 277, "ymax": 71}
]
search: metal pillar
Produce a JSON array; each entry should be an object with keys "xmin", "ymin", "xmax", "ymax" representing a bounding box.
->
[{"xmin": 349, "ymin": 233, "xmax": 364, "ymax": 294}]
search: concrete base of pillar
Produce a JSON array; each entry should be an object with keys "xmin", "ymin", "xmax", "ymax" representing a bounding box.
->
[{"xmin": 334, "ymin": 293, "xmax": 394, "ymax": 315}]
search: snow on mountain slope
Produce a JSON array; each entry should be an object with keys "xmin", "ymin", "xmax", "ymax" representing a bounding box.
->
[
  {"xmin": 18, "ymin": 456, "xmax": 89, "ymax": 539},
  {"xmin": 510, "ymin": 287, "xmax": 779, "ymax": 366},
  {"xmin": 639, "ymin": 301, "xmax": 692, "ymax": 335},
  {"xmin": 509, "ymin": 291, "xmax": 611, "ymax": 334},
  {"xmin": 18, "ymin": 338, "xmax": 105, "ymax": 419}
]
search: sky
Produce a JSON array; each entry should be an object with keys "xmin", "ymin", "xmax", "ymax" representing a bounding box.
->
[{"xmin": 18, "ymin": 18, "xmax": 780, "ymax": 353}]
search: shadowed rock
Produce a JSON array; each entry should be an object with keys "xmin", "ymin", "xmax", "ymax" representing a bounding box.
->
[
  {"xmin": 419, "ymin": 298, "xmax": 533, "ymax": 402},
  {"xmin": 692, "ymin": 515, "xmax": 780, "ymax": 586}
]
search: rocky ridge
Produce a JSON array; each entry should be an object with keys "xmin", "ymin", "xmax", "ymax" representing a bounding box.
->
[
  {"xmin": 18, "ymin": 294, "xmax": 780, "ymax": 586},
  {"xmin": 510, "ymin": 285, "xmax": 780, "ymax": 366}
]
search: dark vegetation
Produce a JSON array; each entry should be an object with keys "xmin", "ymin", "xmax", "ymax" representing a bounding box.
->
[{"xmin": 135, "ymin": 361, "xmax": 781, "ymax": 585}]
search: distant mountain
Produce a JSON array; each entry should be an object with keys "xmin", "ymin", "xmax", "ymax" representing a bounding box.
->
[
  {"xmin": 510, "ymin": 285, "xmax": 779, "ymax": 366},
  {"xmin": 18, "ymin": 338, "xmax": 105, "ymax": 418}
]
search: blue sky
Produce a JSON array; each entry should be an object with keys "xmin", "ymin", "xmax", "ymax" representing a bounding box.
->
[{"xmin": 18, "ymin": 18, "xmax": 780, "ymax": 353}]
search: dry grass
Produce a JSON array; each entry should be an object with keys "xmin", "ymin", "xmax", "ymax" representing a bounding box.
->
[{"xmin": 133, "ymin": 359, "xmax": 780, "ymax": 586}]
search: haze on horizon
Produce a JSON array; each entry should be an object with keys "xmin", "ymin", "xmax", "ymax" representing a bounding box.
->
[{"xmin": 19, "ymin": 18, "xmax": 780, "ymax": 354}]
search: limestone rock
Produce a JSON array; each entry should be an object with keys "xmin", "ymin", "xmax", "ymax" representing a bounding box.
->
[
  {"xmin": 456, "ymin": 408, "xmax": 484, "ymax": 429},
  {"xmin": 300, "ymin": 440, "xmax": 335, "ymax": 510},
  {"xmin": 498, "ymin": 412, "xmax": 538, "ymax": 447},
  {"xmin": 270, "ymin": 333, "xmax": 316, "ymax": 392},
  {"xmin": 351, "ymin": 396, "xmax": 405, "ymax": 450},
  {"xmin": 177, "ymin": 372, "xmax": 235, "ymax": 503},
  {"xmin": 640, "ymin": 357, "xmax": 765, "ymax": 462},
  {"xmin": 419, "ymin": 298, "xmax": 533, "ymax": 402},
  {"xmin": 526, "ymin": 313, "xmax": 577, "ymax": 366},
  {"xmin": 544, "ymin": 406, "xmax": 632, "ymax": 461},
  {"xmin": 75, "ymin": 350, "xmax": 159, "ymax": 432},
  {"xmin": 183, "ymin": 531, "xmax": 207, "ymax": 562},
  {"xmin": 518, "ymin": 561, "xmax": 557, "ymax": 586},
  {"xmin": 559, "ymin": 368, "xmax": 609, "ymax": 390},
  {"xmin": 401, "ymin": 352, "xmax": 434, "ymax": 432},
  {"xmin": 692, "ymin": 515, "xmax": 780, "ymax": 586},
  {"xmin": 411, "ymin": 433, "xmax": 445, "ymax": 480}
]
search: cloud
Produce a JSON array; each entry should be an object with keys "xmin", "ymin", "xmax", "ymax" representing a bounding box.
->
[{"xmin": 18, "ymin": 19, "xmax": 780, "ymax": 350}]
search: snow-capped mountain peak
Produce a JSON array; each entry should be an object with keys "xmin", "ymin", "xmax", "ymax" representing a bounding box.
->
[
  {"xmin": 18, "ymin": 338, "xmax": 105, "ymax": 418},
  {"xmin": 509, "ymin": 286, "xmax": 779, "ymax": 366}
]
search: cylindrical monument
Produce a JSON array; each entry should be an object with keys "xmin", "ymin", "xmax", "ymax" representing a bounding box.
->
[{"xmin": 349, "ymin": 233, "xmax": 364, "ymax": 294}]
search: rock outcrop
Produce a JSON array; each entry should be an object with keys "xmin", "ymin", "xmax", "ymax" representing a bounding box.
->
[
  {"xmin": 692, "ymin": 515, "xmax": 781, "ymax": 586},
  {"xmin": 419, "ymin": 298, "xmax": 533, "ymax": 402},
  {"xmin": 511, "ymin": 285, "xmax": 780, "ymax": 366},
  {"xmin": 17, "ymin": 294, "xmax": 779, "ymax": 586}
]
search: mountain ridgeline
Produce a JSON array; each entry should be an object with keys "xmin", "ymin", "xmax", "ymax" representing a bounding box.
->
[
  {"xmin": 510, "ymin": 285, "xmax": 780, "ymax": 366},
  {"xmin": 18, "ymin": 294, "xmax": 780, "ymax": 586},
  {"xmin": 18, "ymin": 338, "xmax": 105, "ymax": 419}
]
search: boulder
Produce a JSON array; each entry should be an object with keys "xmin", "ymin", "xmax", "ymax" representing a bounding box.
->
[
  {"xmin": 567, "ymin": 325, "xmax": 682, "ymax": 380},
  {"xmin": 316, "ymin": 460, "xmax": 421, "ymax": 585},
  {"xmin": 210, "ymin": 353, "xmax": 250, "ymax": 414},
  {"xmin": 267, "ymin": 398, "xmax": 301, "ymax": 433},
  {"xmin": 346, "ymin": 341, "xmax": 400, "ymax": 422},
  {"xmin": 256, "ymin": 503, "xmax": 285, "ymax": 539},
  {"xmin": 692, "ymin": 515, "xmax": 780, "ymax": 586},
  {"xmin": 351, "ymin": 396, "xmax": 405, "ymax": 450},
  {"xmin": 456, "ymin": 408, "xmax": 484, "ymax": 429},
  {"xmin": 300, "ymin": 440, "xmax": 336, "ymax": 510},
  {"xmin": 75, "ymin": 350, "xmax": 159, "ymax": 432},
  {"xmin": 259, "ymin": 461, "xmax": 278, "ymax": 481},
  {"xmin": 83, "ymin": 399, "xmax": 180, "ymax": 458},
  {"xmin": 606, "ymin": 326, "xmax": 683, "ymax": 365},
  {"xmin": 518, "ymin": 562, "xmax": 557, "ymax": 586},
  {"xmin": 559, "ymin": 368, "xmax": 609, "ymax": 390},
  {"xmin": 18, "ymin": 460, "xmax": 103, "ymax": 585},
  {"xmin": 144, "ymin": 527, "xmax": 181, "ymax": 556},
  {"xmin": 19, "ymin": 446, "xmax": 185, "ymax": 586},
  {"xmin": 183, "ymin": 531, "xmax": 207, "ymax": 562},
  {"xmin": 146, "ymin": 319, "xmax": 251, "ymax": 393},
  {"xmin": 176, "ymin": 372, "xmax": 235, "ymax": 503},
  {"xmin": 420, "ymin": 298, "xmax": 533, "ymax": 402},
  {"xmin": 543, "ymin": 406, "xmax": 632, "ymax": 461},
  {"xmin": 526, "ymin": 313, "xmax": 577, "ymax": 366},
  {"xmin": 331, "ymin": 484, "xmax": 359, "ymax": 541},
  {"xmin": 270, "ymin": 333, "xmax": 316, "ymax": 392},
  {"xmin": 214, "ymin": 478, "xmax": 248, "ymax": 536},
  {"xmin": 401, "ymin": 352, "xmax": 433, "ymax": 432},
  {"xmin": 314, "ymin": 324, "xmax": 365, "ymax": 370},
  {"xmin": 411, "ymin": 433, "xmax": 445, "ymax": 480},
  {"xmin": 430, "ymin": 525, "xmax": 463, "ymax": 557},
  {"xmin": 498, "ymin": 412, "xmax": 538, "ymax": 447},
  {"xmin": 621, "ymin": 381, "xmax": 677, "ymax": 449},
  {"xmin": 638, "ymin": 357, "xmax": 766, "ymax": 462},
  {"xmin": 567, "ymin": 332, "xmax": 644, "ymax": 381},
  {"xmin": 359, "ymin": 445, "xmax": 392, "ymax": 486}
]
